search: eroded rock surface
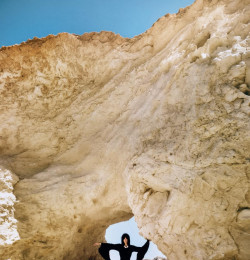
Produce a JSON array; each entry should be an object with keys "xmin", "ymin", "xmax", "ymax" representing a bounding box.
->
[{"xmin": 0, "ymin": 0, "xmax": 249, "ymax": 259}]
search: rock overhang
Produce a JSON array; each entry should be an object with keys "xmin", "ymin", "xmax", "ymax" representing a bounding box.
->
[{"xmin": 0, "ymin": 0, "xmax": 249, "ymax": 259}]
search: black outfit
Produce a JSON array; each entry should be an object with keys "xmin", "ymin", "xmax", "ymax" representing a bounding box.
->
[{"xmin": 98, "ymin": 235, "xmax": 149, "ymax": 260}]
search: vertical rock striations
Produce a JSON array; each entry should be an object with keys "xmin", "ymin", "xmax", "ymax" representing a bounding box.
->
[{"xmin": 0, "ymin": 0, "xmax": 249, "ymax": 259}]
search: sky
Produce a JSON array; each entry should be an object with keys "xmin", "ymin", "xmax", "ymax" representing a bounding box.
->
[
  {"xmin": 0, "ymin": 0, "xmax": 195, "ymax": 259},
  {"xmin": 0, "ymin": 0, "xmax": 194, "ymax": 47}
]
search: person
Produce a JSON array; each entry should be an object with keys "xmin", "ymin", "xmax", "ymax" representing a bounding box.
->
[{"xmin": 94, "ymin": 233, "xmax": 150, "ymax": 260}]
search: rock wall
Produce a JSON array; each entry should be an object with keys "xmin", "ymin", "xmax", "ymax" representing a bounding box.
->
[{"xmin": 0, "ymin": 0, "xmax": 249, "ymax": 259}]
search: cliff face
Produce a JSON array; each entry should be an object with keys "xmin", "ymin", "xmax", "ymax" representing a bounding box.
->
[{"xmin": 0, "ymin": 0, "xmax": 249, "ymax": 259}]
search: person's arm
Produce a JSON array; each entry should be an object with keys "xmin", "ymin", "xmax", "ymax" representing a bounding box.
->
[
  {"xmin": 94, "ymin": 242, "xmax": 120, "ymax": 250},
  {"xmin": 99, "ymin": 243, "xmax": 120, "ymax": 250},
  {"xmin": 131, "ymin": 240, "xmax": 150, "ymax": 260},
  {"xmin": 94, "ymin": 243, "xmax": 120, "ymax": 260}
]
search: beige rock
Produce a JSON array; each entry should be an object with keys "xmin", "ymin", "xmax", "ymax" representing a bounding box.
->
[
  {"xmin": 0, "ymin": 0, "xmax": 249, "ymax": 259},
  {"xmin": 0, "ymin": 167, "xmax": 19, "ymax": 246}
]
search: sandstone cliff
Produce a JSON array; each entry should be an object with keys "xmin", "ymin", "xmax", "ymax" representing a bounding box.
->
[{"xmin": 0, "ymin": 0, "xmax": 249, "ymax": 259}]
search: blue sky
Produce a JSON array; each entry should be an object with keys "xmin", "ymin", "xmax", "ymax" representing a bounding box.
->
[
  {"xmin": 0, "ymin": 0, "xmax": 194, "ymax": 47},
  {"xmin": 0, "ymin": 0, "xmax": 195, "ymax": 258}
]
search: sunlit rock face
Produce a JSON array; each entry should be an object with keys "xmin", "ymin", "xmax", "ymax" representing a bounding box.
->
[
  {"xmin": 0, "ymin": 167, "xmax": 19, "ymax": 246},
  {"xmin": 0, "ymin": 0, "xmax": 249, "ymax": 259}
]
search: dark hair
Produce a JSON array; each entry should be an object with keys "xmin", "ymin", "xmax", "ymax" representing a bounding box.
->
[{"xmin": 121, "ymin": 233, "xmax": 130, "ymax": 246}]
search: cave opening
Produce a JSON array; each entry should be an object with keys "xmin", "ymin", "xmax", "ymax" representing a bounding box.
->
[{"xmin": 105, "ymin": 217, "xmax": 166, "ymax": 260}]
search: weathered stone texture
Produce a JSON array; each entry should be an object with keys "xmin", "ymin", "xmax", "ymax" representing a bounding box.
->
[{"xmin": 0, "ymin": 0, "xmax": 249, "ymax": 259}]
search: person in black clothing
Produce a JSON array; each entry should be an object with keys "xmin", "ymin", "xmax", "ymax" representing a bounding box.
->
[{"xmin": 94, "ymin": 233, "xmax": 150, "ymax": 260}]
